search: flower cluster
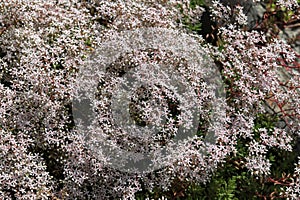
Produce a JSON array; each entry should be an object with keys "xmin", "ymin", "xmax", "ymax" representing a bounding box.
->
[
  {"xmin": 284, "ymin": 157, "xmax": 300, "ymax": 199},
  {"xmin": 208, "ymin": 1, "xmax": 300, "ymax": 198},
  {"xmin": 0, "ymin": 0, "xmax": 299, "ymax": 199}
]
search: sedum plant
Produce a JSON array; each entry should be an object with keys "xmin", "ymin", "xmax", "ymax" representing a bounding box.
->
[{"xmin": 0, "ymin": 0, "xmax": 299, "ymax": 199}]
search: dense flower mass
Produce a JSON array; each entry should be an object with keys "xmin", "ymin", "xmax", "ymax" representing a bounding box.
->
[
  {"xmin": 0, "ymin": 0, "xmax": 299, "ymax": 199},
  {"xmin": 284, "ymin": 157, "xmax": 300, "ymax": 199}
]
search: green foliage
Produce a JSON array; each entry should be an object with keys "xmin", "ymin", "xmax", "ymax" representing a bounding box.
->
[
  {"xmin": 189, "ymin": 0, "xmax": 206, "ymax": 8},
  {"xmin": 219, "ymin": 177, "xmax": 237, "ymax": 199},
  {"xmin": 178, "ymin": 0, "xmax": 206, "ymax": 33},
  {"xmin": 254, "ymin": 113, "xmax": 279, "ymax": 130},
  {"xmin": 184, "ymin": 18, "xmax": 202, "ymax": 32},
  {"xmin": 84, "ymin": 37, "xmax": 92, "ymax": 47}
]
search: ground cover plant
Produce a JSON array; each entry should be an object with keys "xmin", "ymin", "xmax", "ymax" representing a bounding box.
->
[{"xmin": 0, "ymin": 0, "xmax": 300, "ymax": 199}]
